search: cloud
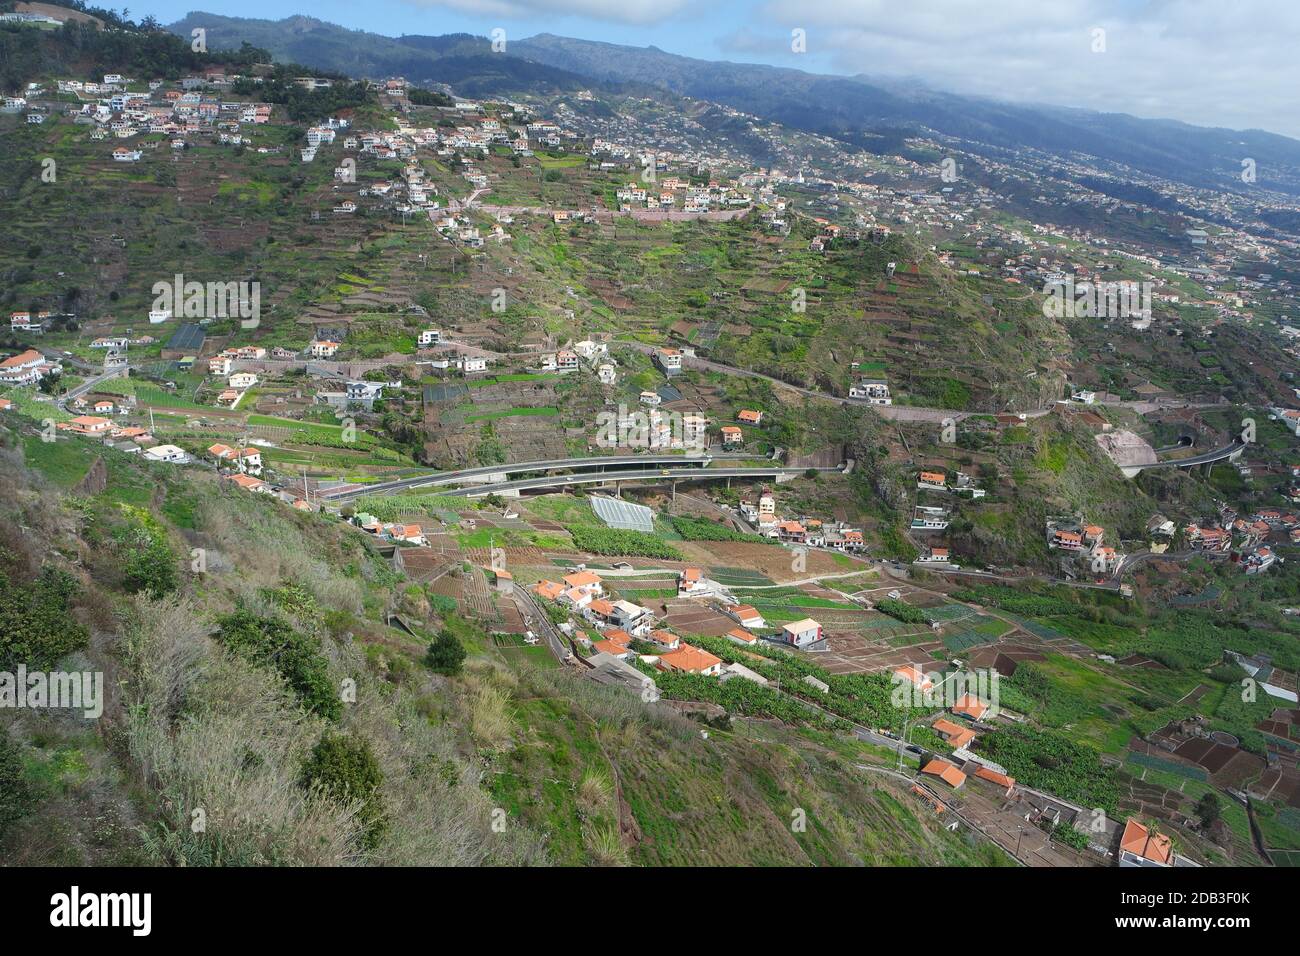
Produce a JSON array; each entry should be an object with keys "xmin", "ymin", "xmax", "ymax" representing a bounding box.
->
[
  {"xmin": 740, "ymin": 0, "xmax": 1299, "ymax": 137},
  {"xmin": 404, "ymin": 0, "xmax": 692, "ymax": 26}
]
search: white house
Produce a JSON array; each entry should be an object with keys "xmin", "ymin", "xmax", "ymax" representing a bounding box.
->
[
  {"xmin": 779, "ymin": 617, "xmax": 823, "ymax": 648},
  {"xmin": 228, "ymin": 372, "xmax": 258, "ymax": 389}
]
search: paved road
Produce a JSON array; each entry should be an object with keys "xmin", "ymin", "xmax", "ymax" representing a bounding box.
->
[
  {"xmin": 1134, "ymin": 441, "xmax": 1246, "ymax": 472},
  {"xmin": 439, "ymin": 465, "xmax": 840, "ymax": 497},
  {"xmin": 611, "ymin": 340, "xmax": 1222, "ymax": 422},
  {"xmin": 318, "ymin": 453, "xmax": 754, "ymax": 501},
  {"xmin": 56, "ymin": 365, "xmax": 131, "ymax": 408}
]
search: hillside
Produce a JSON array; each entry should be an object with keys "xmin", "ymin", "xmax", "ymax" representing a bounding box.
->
[
  {"xmin": 0, "ymin": 415, "xmax": 1003, "ymax": 866},
  {"xmin": 509, "ymin": 33, "xmax": 1300, "ymax": 197}
]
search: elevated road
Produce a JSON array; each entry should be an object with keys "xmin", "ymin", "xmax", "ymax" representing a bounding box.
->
[
  {"xmin": 318, "ymin": 453, "xmax": 754, "ymax": 501},
  {"xmin": 1125, "ymin": 441, "xmax": 1246, "ymax": 477},
  {"xmin": 440, "ymin": 465, "xmax": 840, "ymax": 497}
]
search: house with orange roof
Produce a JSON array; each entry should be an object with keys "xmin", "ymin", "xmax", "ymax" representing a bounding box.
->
[
  {"xmin": 678, "ymin": 567, "xmax": 705, "ymax": 595},
  {"xmin": 61, "ymin": 415, "xmax": 113, "ymax": 436},
  {"xmin": 724, "ymin": 604, "xmax": 766, "ymax": 630},
  {"xmin": 0, "ymin": 397, "xmax": 12, "ymax": 411},
  {"xmin": 893, "ymin": 664, "xmax": 934, "ymax": 692},
  {"xmin": 647, "ymin": 629, "xmax": 681, "ymax": 651},
  {"xmin": 1118, "ymin": 819, "xmax": 1172, "ymax": 867},
  {"xmin": 533, "ymin": 580, "xmax": 565, "ymax": 602},
  {"xmin": 920, "ymin": 758, "xmax": 966, "ymax": 789},
  {"xmin": 229, "ymin": 473, "xmax": 269, "ymax": 493},
  {"xmin": 973, "ymin": 766, "xmax": 1015, "ymax": 795},
  {"xmin": 602, "ymin": 628, "xmax": 633, "ymax": 646},
  {"xmin": 560, "ymin": 586, "xmax": 594, "ymax": 610},
  {"xmin": 1052, "ymin": 529, "xmax": 1084, "ymax": 551},
  {"xmin": 918, "ymin": 471, "xmax": 947, "ymax": 491},
  {"xmin": 720, "ymin": 425, "xmax": 743, "ymax": 446},
  {"xmin": 726, "ymin": 627, "xmax": 757, "ymax": 646},
  {"xmin": 388, "ymin": 523, "xmax": 427, "ymax": 546},
  {"xmin": 656, "ymin": 643, "xmax": 723, "ymax": 676},
  {"xmin": 737, "ymin": 409, "xmax": 763, "ymax": 425},
  {"xmin": 593, "ymin": 640, "xmax": 633, "ymax": 660},
  {"xmin": 951, "ymin": 694, "xmax": 989, "ymax": 721},
  {"xmin": 562, "ymin": 569, "xmax": 604, "ymax": 594},
  {"xmin": 931, "ymin": 717, "xmax": 977, "ymax": 750},
  {"xmin": 586, "ymin": 598, "xmax": 616, "ymax": 620}
]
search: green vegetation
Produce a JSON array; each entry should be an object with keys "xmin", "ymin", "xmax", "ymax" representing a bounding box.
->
[
  {"xmin": 669, "ymin": 515, "xmax": 773, "ymax": 543},
  {"xmin": 978, "ymin": 725, "xmax": 1119, "ymax": 814},
  {"xmin": 300, "ymin": 733, "xmax": 388, "ymax": 850},
  {"xmin": 568, "ymin": 525, "xmax": 682, "ymax": 559},
  {"xmin": 217, "ymin": 609, "xmax": 343, "ymax": 722},
  {"xmin": 426, "ymin": 629, "xmax": 467, "ymax": 676},
  {"xmin": 0, "ymin": 565, "xmax": 89, "ymax": 670},
  {"xmin": 875, "ymin": 598, "xmax": 930, "ymax": 625}
]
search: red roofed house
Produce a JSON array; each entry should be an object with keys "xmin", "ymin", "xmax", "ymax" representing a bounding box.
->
[
  {"xmin": 931, "ymin": 717, "xmax": 976, "ymax": 751},
  {"xmin": 656, "ymin": 643, "xmax": 723, "ymax": 676},
  {"xmin": 920, "ymin": 758, "xmax": 966, "ymax": 789},
  {"xmin": 951, "ymin": 694, "xmax": 989, "ymax": 721},
  {"xmin": 1119, "ymin": 819, "xmax": 1172, "ymax": 867}
]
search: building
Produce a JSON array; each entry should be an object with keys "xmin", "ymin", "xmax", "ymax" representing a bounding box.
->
[
  {"xmin": 779, "ymin": 617, "xmax": 823, "ymax": 648},
  {"xmin": 655, "ymin": 348, "xmax": 683, "ymax": 376},
  {"xmin": 1118, "ymin": 819, "xmax": 1172, "ymax": 867},
  {"xmin": 724, "ymin": 604, "xmax": 766, "ymax": 630},
  {"xmin": 655, "ymin": 643, "xmax": 723, "ymax": 676},
  {"xmin": 920, "ymin": 758, "xmax": 966, "ymax": 789}
]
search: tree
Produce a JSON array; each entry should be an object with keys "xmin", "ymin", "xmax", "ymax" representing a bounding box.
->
[
  {"xmin": 426, "ymin": 628, "xmax": 466, "ymax": 675},
  {"xmin": 1196, "ymin": 792, "xmax": 1222, "ymax": 828},
  {"xmin": 300, "ymin": 733, "xmax": 387, "ymax": 850}
]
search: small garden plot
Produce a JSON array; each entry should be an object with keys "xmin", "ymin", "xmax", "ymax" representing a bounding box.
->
[
  {"xmin": 924, "ymin": 603, "xmax": 982, "ymax": 625},
  {"xmin": 1126, "ymin": 751, "xmax": 1208, "ymax": 782},
  {"xmin": 708, "ymin": 567, "xmax": 776, "ymax": 587}
]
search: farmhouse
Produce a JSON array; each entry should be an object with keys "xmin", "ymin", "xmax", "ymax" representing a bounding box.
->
[{"xmin": 779, "ymin": 618, "xmax": 823, "ymax": 648}]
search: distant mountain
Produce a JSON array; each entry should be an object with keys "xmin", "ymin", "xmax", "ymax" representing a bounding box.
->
[
  {"xmin": 164, "ymin": 14, "xmax": 1300, "ymax": 196},
  {"xmin": 165, "ymin": 14, "xmax": 596, "ymax": 96},
  {"xmin": 510, "ymin": 33, "xmax": 1300, "ymax": 195}
]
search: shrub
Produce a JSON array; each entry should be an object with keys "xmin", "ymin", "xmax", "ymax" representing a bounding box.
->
[
  {"xmin": 300, "ymin": 733, "xmax": 388, "ymax": 850},
  {"xmin": 426, "ymin": 629, "xmax": 466, "ymax": 675},
  {"xmin": 217, "ymin": 610, "xmax": 342, "ymax": 721},
  {"xmin": 0, "ymin": 566, "xmax": 89, "ymax": 670}
]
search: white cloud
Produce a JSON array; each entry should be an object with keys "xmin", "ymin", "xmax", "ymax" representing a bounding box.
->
[{"xmin": 744, "ymin": 0, "xmax": 1300, "ymax": 137}]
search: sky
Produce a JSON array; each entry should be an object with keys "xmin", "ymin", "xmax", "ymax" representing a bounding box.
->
[{"xmin": 127, "ymin": 0, "xmax": 1299, "ymax": 139}]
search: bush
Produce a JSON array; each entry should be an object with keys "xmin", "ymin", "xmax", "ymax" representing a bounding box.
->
[
  {"xmin": 115, "ymin": 521, "xmax": 178, "ymax": 598},
  {"xmin": 217, "ymin": 610, "xmax": 342, "ymax": 721},
  {"xmin": 875, "ymin": 598, "xmax": 928, "ymax": 625},
  {"xmin": 300, "ymin": 733, "xmax": 388, "ymax": 850},
  {"xmin": 426, "ymin": 629, "xmax": 466, "ymax": 676},
  {"xmin": 0, "ymin": 566, "xmax": 89, "ymax": 670}
]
